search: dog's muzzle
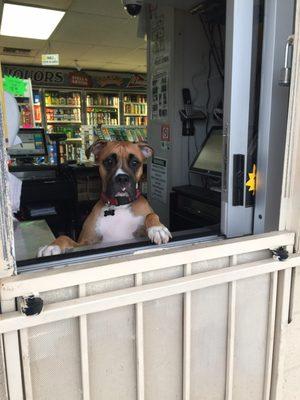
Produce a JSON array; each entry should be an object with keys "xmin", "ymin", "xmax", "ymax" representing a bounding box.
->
[{"xmin": 103, "ymin": 172, "xmax": 138, "ymax": 206}]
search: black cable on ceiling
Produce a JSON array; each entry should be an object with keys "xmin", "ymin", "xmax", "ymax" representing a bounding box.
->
[
  {"xmin": 217, "ymin": 24, "xmax": 225, "ymax": 70},
  {"xmin": 199, "ymin": 14, "xmax": 224, "ymax": 80}
]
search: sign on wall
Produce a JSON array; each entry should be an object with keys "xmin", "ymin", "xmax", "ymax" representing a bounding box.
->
[
  {"xmin": 2, "ymin": 64, "xmax": 147, "ymax": 90},
  {"xmin": 150, "ymin": 157, "xmax": 168, "ymax": 204},
  {"xmin": 151, "ymin": 69, "xmax": 168, "ymax": 120}
]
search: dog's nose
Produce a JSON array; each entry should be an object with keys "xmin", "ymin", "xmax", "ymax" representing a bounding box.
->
[{"xmin": 116, "ymin": 174, "xmax": 129, "ymax": 185}]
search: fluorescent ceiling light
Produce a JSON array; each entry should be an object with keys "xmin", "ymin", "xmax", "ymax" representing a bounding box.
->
[{"xmin": 0, "ymin": 3, "xmax": 65, "ymax": 40}]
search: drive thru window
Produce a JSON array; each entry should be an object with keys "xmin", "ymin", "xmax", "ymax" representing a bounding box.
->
[
  {"xmin": 0, "ymin": 1, "xmax": 299, "ymax": 399},
  {"xmin": 4, "ymin": 0, "xmax": 291, "ymax": 272}
]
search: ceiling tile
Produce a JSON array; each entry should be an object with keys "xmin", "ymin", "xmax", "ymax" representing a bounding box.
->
[
  {"xmin": 0, "ymin": 36, "xmax": 46, "ymax": 50},
  {"xmin": 51, "ymin": 11, "xmax": 142, "ymax": 48},
  {"xmin": 115, "ymin": 47, "xmax": 146, "ymax": 65},
  {"xmin": 37, "ymin": 41, "xmax": 94, "ymax": 60},
  {"xmin": 80, "ymin": 45, "xmax": 132, "ymax": 63},
  {"xmin": 0, "ymin": 1, "xmax": 147, "ymax": 73},
  {"xmin": 10, "ymin": 0, "xmax": 72, "ymax": 10},
  {"xmin": 1, "ymin": 55, "xmax": 37, "ymax": 65},
  {"xmin": 70, "ymin": 0, "xmax": 129, "ymax": 19}
]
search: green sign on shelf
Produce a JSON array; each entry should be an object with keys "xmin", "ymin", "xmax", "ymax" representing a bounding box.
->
[{"xmin": 3, "ymin": 75, "xmax": 28, "ymax": 96}]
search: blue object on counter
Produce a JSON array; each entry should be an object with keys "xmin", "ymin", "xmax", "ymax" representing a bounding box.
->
[{"xmin": 47, "ymin": 144, "xmax": 57, "ymax": 164}]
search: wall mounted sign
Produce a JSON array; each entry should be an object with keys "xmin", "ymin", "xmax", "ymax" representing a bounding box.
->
[
  {"xmin": 41, "ymin": 54, "xmax": 59, "ymax": 66},
  {"xmin": 151, "ymin": 69, "xmax": 168, "ymax": 120},
  {"xmin": 150, "ymin": 157, "xmax": 168, "ymax": 204},
  {"xmin": 161, "ymin": 124, "xmax": 170, "ymax": 141},
  {"xmin": 2, "ymin": 64, "xmax": 147, "ymax": 90}
]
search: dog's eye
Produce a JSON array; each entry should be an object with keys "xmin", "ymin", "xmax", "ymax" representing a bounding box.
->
[
  {"xmin": 129, "ymin": 155, "xmax": 140, "ymax": 169},
  {"xmin": 103, "ymin": 155, "xmax": 116, "ymax": 169}
]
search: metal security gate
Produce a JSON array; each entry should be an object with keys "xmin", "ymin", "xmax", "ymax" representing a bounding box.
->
[{"xmin": 0, "ymin": 231, "xmax": 297, "ymax": 400}]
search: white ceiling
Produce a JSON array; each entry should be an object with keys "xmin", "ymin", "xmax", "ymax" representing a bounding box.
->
[
  {"xmin": 0, "ymin": 0, "xmax": 201, "ymax": 72},
  {"xmin": 0, "ymin": 0, "xmax": 147, "ymax": 72}
]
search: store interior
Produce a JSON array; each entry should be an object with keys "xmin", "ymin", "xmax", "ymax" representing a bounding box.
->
[{"xmin": 1, "ymin": 0, "xmax": 232, "ymax": 268}]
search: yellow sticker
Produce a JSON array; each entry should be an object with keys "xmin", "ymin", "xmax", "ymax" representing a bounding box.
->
[{"xmin": 246, "ymin": 164, "xmax": 256, "ymax": 194}]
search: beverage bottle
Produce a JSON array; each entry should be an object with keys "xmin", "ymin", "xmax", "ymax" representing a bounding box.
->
[
  {"xmin": 34, "ymin": 104, "xmax": 41, "ymax": 122},
  {"xmin": 45, "ymin": 92, "xmax": 50, "ymax": 106}
]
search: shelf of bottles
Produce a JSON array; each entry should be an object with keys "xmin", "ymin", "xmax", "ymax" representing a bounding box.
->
[
  {"xmin": 44, "ymin": 90, "xmax": 82, "ymax": 136},
  {"xmin": 123, "ymin": 93, "xmax": 147, "ymax": 126},
  {"xmin": 86, "ymin": 92, "xmax": 119, "ymax": 126}
]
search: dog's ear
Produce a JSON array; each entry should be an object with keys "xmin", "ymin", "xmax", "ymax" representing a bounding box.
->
[
  {"xmin": 86, "ymin": 140, "xmax": 107, "ymax": 160},
  {"xmin": 138, "ymin": 143, "xmax": 154, "ymax": 159}
]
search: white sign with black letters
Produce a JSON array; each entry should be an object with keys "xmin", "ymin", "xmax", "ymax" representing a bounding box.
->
[
  {"xmin": 41, "ymin": 54, "xmax": 60, "ymax": 66},
  {"xmin": 150, "ymin": 157, "xmax": 168, "ymax": 204}
]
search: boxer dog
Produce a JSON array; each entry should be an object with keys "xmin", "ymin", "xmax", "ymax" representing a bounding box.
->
[{"xmin": 38, "ymin": 141, "xmax": 171, "ymax": 257}]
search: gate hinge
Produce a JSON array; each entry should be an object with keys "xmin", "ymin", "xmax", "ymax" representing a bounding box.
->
[
  {"xmin": 19, "ymin": 294, "xmax": 44, "ymax": 316},
  {"xmin": 271, "ymin": 246, "xmax": 289, "ymax": 261}
]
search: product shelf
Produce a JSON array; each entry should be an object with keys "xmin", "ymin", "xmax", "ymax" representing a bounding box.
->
[
  {"xmin": 46, "ymin": 120, "xmax": 82, "ymax": 124},
  {"xmin": 45, "ymin": 105, "xmax": 81, "ymax": 108},
  {"xmin": 124, "ymin": 113, "xmax": 147, "ymax": 116}
]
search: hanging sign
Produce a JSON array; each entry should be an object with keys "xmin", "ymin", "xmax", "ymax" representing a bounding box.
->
[
  {"xmin": 41, "ymin": 54, "xmax": 60, "ymax": 66},
  {"xmin": 68, "ymin": 71, "xmax": 92, "ymax": 87},
  {"xmin": 2, "ymin": 64, "xmax": 147, "ymax": 89},
  {"xmin": 3, "ymin": 75, "xmax": 27, "ymax": 96},
  {"xmin": 98, "ymin": 75, "xmax": 124, "ymax": 88},
  {"xmin": 127, "ymin": 74, "xmax": 147, "ymax": 88}
]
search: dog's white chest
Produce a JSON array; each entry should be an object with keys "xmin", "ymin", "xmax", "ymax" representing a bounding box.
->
[{"xmin": 95, "ymin": 205, "xmax": 145, "ymax": 245}]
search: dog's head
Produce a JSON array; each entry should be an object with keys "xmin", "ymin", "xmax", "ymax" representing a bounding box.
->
[{"xmin": 87, "ymin": 141, "xmax": 153, "ymax": 203}]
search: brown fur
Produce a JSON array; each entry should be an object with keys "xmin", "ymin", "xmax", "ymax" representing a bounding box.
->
[{"xmin": 48, "ymin": 141, "xmax": 167, "ymax": 252}]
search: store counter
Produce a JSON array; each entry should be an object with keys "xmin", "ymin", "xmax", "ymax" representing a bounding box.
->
[
  {"xmin": 14, "ymin": 220, "xmax": 55, "ymax": 261},
  {"xmin": 10, "ymin": 163, "xmax": 101, "ymax": 239}
]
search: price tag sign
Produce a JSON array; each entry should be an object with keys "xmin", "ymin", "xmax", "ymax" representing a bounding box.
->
[{"xmin": 41, "ymin": 54, "xmax": 60, "ymax": 66}]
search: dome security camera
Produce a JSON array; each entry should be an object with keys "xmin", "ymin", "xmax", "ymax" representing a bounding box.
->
[{"xmin": 122, "ymin": 0, "xmax": 143, "ymax": 17}]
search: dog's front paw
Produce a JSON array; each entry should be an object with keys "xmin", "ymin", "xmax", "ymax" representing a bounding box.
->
[
  {"xmin": 37, "ymin": 245, "xmax": 62, "ymax": 257},
  {"xmin": 147, "ymin": 225, "xmax": 172, "ymax": 245}
]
